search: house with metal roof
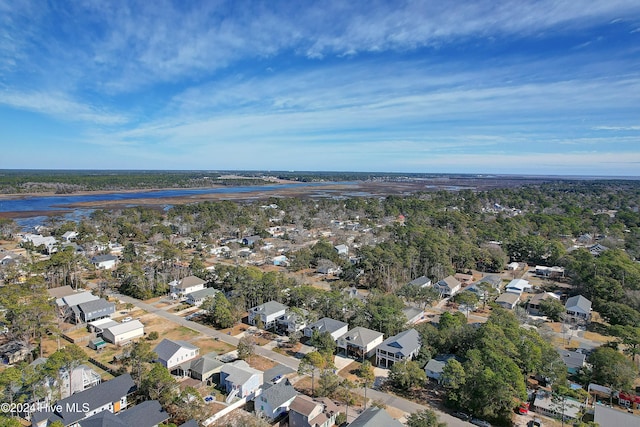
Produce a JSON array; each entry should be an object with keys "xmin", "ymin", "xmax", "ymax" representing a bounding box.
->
[
  {"xmin": 304, "ymin": 318, "xmax": 348, "ymax": 341},
  {"xmin": 337, "ymin": 327, "xmax": 384, "ymax": 360},
  {"xmin": 102, "ymin": 320, "xmax": 144, "ymax": 346},
  {"xmin": 376, "ymin": 328, "xmax": 420, "ymax": 368},
  {"xmin": 348, "ymin": 406, "xmax": 403, "ymax": 427},
  {"xmin": 407, "ymin": 275, "xmax": 431, "ymax": 288},
  {"xmin": 248, "ymin": 301, "xmax": 288, "ymax": 330},
  {"xmin": 594, "ymin": 404, "xmax": 640, "ymax": 427},
  {"xmin": 505, "ymin": 278, "xmax": 532, "ymax": 295},
  {"xmin": 255, "ymin": 380, "xmax": 298, "ymax": 420},
  {"xmin": 74, "ymin": 298, "xmax": 116, "ymax": 323}
]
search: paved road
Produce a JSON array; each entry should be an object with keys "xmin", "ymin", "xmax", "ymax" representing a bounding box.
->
[{"xmin": 115, "ymin": 292, "xmax": 473, "ymax": 425}]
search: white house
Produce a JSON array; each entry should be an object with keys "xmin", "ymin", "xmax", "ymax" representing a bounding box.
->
[
  {"xmin": 91, "ymin": 254, "xmax": 118, "ymax": 270},
  {"xmin": 102, "ymin": 320, "xmax": 144, "ymax": 346},
  {"xmin": 434, "ymin": 276, "xmax": 462, "ymax": 297},
  {"xmin": 248, "ymin": 301, "xmax": 288, "ymax": 330},
  {"xmin": 304, "ymin": 318, "xmax": 348, "ymax": 341},
  {"xmin": 495, "ymin": 292, "xmax": 520, "ymax": 310},
  {"xmin": 185, "ymin": 288, "xmax": 219, "ymax": 306},
  {"xmin": 153, "ymin": 339, "xmax": 200, "ymax": 371},
  {"xmin": 337, "ymin": 327, "xmax": 384, "ymax": 360},
  {"xmin": 169, "ymin": 276, "xmax": 206, "ymax": 297},
  {"xmin": 61, "ymin": 231, "xmax": 78, "ymax": 242},
  {"xmin": 505, "ymin": 278, "xmax": 532, "ymax": 295}
]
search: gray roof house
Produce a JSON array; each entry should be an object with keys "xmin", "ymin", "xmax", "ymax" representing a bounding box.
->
[
  {"xmin": 185, "ymin": 287, "xmax": 220, "ymax": 306},
  {"xmin": 220, "ymin": 360, "xmax": 263, "ymax": 400},
  {"xmin": 153, "ymin": 339, "xmax": 200, "ymax": 371},
  {"xmin": 565, "ymin": 295, "xmax": 592, "ymax": 322},
  {"xmin": 425, "ymin": 354, "xmax": 459, "ymax": 383},
  {"xmin": 248, "ymin": 301, "xmax": 288, "ymax": 330},
  {"xmin": 304, "ymin": 318, "xmax": 348, "ymax": 341},
  {"xmin": 189, "ymin": 352, "xmax": 224, "ymax": 384},
  {"xmin": 91, "ymin": 254, "xmax": 118, "ymax": 270},
  {"xmin": 289, "ymin": 395, "xmax": 340, "ymax": 427},
  {"xmin": 73, "ymin": 298, "xmax": 116, "ymax": 323},
  {"xmin": 402, "ymin": 306, "xmax": 424, "ymax": 325},
  {"xmin": 495, "ymin": 292, "xmax": 521, "ymax": 310},
  {"xmin": 475, "ymin": 274, "xmax": 502, "ymax": 289},
  {"xmin": 82, "ymin": 400, "xmax": 169, "ymax": 427},
  {"xmin": 31, "ymin": 374, "xmax": 135, "ymax": 427},
  {"xmin": 348, "ymin": 406, "xmax": 403, "ymax": 427},
  {"xmin": 594, "ymin": 403, "xmax": 640, "ymax": 427},
  {"xmin": 434, "ymin": 276, "xmax": 461, "ymax": 297},
  {"xmin": 255, "ymin": 380, "xmax": 298, "ymax": 420},
  {"xmin": 169, "ymin": 275, "xmax": 206, "ymax": 297},
  {"xmin": 408, "ymin": 275, "xmax": 431, "ymax": 288},
  {"xmin": 376, "ymin": 328, "xmax": 420, "ymax": 368},
  {"xmin": 558, "ymin": 349, "xmax": 586, "ymax": 374},
  {"xmin": 337, "ymin": 327, "xmax": 384, "ymax": 360}
]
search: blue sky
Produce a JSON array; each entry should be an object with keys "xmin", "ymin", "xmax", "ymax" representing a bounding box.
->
[{"xmin": 1, "ymin": 1, "xmax": 639, "ymax": 176}]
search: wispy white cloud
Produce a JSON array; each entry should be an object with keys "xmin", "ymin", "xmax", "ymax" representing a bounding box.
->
[
  {"xmin": 0, "ymin": 90, "xmax": 128, "ymax": 125},
  {"xmin": 592, "ymin": 125, "xmax": 640, "ymax": 131}
]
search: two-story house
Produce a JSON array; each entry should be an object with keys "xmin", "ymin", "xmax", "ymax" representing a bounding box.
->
[
  {"xmin": 254, "ymin": 380, "xmax": 298, "ymax": 420},
  {"xmin": 434, "ymin": 276, "xmax": 462, "ymax": 297},
  {"xmin": 565, "ymin": 295, "xmax": 592, "ymax": 323},
  {"xmin": 153, "ymin": 339, "xmax": 200, "ymax": 372},
  {"xmin": 220, "ymin": 360, "xmax": 263, "ymax": 401},
  {"xmin": 303, "ymin": 318, "xmax": 348, "ymax": 341},
  {"xmin": 169, "ymin": 276, "xmax": 206, "ymax": 298},
  {"xmin": 375, "ymin": 328, "xmax": 420, "ymax": 368},
  {"xmin": 288, "ymin": 395, "xmax": 340, "ymax": 427},
  {"xmin": 248, "ymin": 301, "xmax": 288, "ymax": 330},
  {"xmin": 337, "ymin": 327, "xmax": 384, "ymax": 360}
]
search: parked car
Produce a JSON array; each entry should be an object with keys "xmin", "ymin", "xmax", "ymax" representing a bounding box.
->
[
  {"xmin": 471, "ymin": 418, "xmax": 491, "ymax": 427},
  {"xmin": 452, "ymin": 411, "xmax": 471, "ymax": 421},
  {"xmin": 121, "ymin": 317, "xmax": 132, "ymax": 323},
  {"xmin": 517, "ymin": 402, "xmax": 530, "ymax": 415}
]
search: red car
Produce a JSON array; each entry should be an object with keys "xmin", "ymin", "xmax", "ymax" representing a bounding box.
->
[{"xmin": 517, "ymin": 403, "xmax": 530, "ymax": 415}]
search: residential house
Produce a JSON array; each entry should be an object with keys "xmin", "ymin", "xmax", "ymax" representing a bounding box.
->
[
  {"xmin": 47, "ymin": 285, "xmax": 76, "ymax": 300},
  {"xmin": 434, "ymin": 276, "xmax": 462, "ymax": 297},
  {"xmin": 589, "ymin": 243, "xmax": 608, "ymax": 256},
  {"xmin": 337, "ymin": 327, "xmax": 384, "ymax": 359},
  {"xmin": 30, "ymin": 373, "xmax": 135, "ymax": 427},
  {"xmin": 88, "ymin": 337, "xmax": 107, "ymax": 351},
  {"xmin": 334, "ymin": 244, "xmax": 349, "ymax": 256},
  {"xmin": 557, "ymin": 349, "xmax": 586, "ymax": 375},
  {"xmin": 402, "ymin": 306, "xmax": 424, "ymax": 325},
  {"xmin": 276, "ymin": 309, "xmax": 308, "ymax": 335},
  {"xmin": 59, "ymin": 363, "xmax": 102, "ymax": 398},
  {"xmin": 288, "ymin": 395, "xmax": 340, "ymax": 427},
  {"xmin": 535, "ymin": 265, "xmax": 565, "ymax": 278},
  {"xmin": 220, "ymin": 360, "xmax": 263, "ymax": 400},
  {"xmin": 189, "ymin": 352, "xmax": 224, "ymax": 385},
  {"xmin": 304, "ymin": 318, "xmax": 348, "ymax": 341},
  {"xmin": 348, "ymin": 406, "xmax": 404, "ymax": 427},
  {"xmin": 505, "ymin": 279, "xmax": 532, "ymax": 295},
  {"xmin": 495, "ymin": 292, "xmax": 521, "ymax": 310},
  {"xmin": 88, "ymin": 318, "xmax": 119, "ymax": 333},
  {"xmin": 594, "ymin": 404, "xmax": 640, "ymax": 427},
  {"xmin": 185, "ymin": 287, "xmax": 219, "ymax": 306},
  {"xmin": 507, "ymin": 261, "xmax": 521, "ymax": 270},
  {"xmin": 254, "ymin": 380, "xmax": 298, "ymax": 420},
  {"xmin": 102, "ymin": 320, "xmax": 144, "ymax": 346},
  {"xmin": 565, "ymin": 295, "xmax": 592, "ymax": 323},
  {"xmin": 91, "ymin": 254, "xmax": 118, "ymax": 270},
  {"xmin": 153, "ymin": 339, "xmax": 200, "ymax": 372},
  {"xmin": 532, "ymin": 392, "xmax": 582, "ymax": 421},
  {"xmin": 61, "ymin": 231, "xmax": 78, "ymax": 242},
  {"xmin": 248, "ymin": 301, "xmax": 288, "ymax": 330},
  {"xmin": 0, "ymin": 341, "xmax": 30, "ymax": 364},
  {"xmin": 81, "ymin": 400, "xmax": 169, "ymax": 427},
  {"xmin": 56, "ymin": 291, "xmax": 99, "ymax": 318},
  {"xmin": 73, "ymin": 298, "xmax": 116, "ymax": 323},
  {"xmin": 425, "ymin": 354, "xmax": 460, "ymax": 383},
  {"xmin": 475, "ymin": 275, "xmax": 502, "ymax": 291},
  {"xmin": 22, "ymin": 233, "xmax": 58, "ymax": 254},
  {"xmin": 407, "ymin": 275, "xmax": 431, "ymax": 288},
  {"xmin": 169, "ymin": 275, "xmax": 206, "ymax": 298},
  {"xmin": 376, "ymin": 328, "xmax": 420, "ymax": 368},
  {"xmin": 527, "ymin": 292, "xmax": 561, "ymax": 315},
  {"xmin": 242, "ymin": 235, "xmax": 261, "ymax": 246}
]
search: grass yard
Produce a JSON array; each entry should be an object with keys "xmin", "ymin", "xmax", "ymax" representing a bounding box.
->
[
  {"xmin": 247, "ymin": 355, "xmax": 277, "ymax": 371},
  {"xmin": 191, "ymin": 337, "xmax": 235, "ymax": 355},
  {"xmin": 163, "ymin": 325, "xmax": 200, "ymax": 341},
  {"xmin": 338, "ymin": 361, "xmax": 362, "ymax": 382}
]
